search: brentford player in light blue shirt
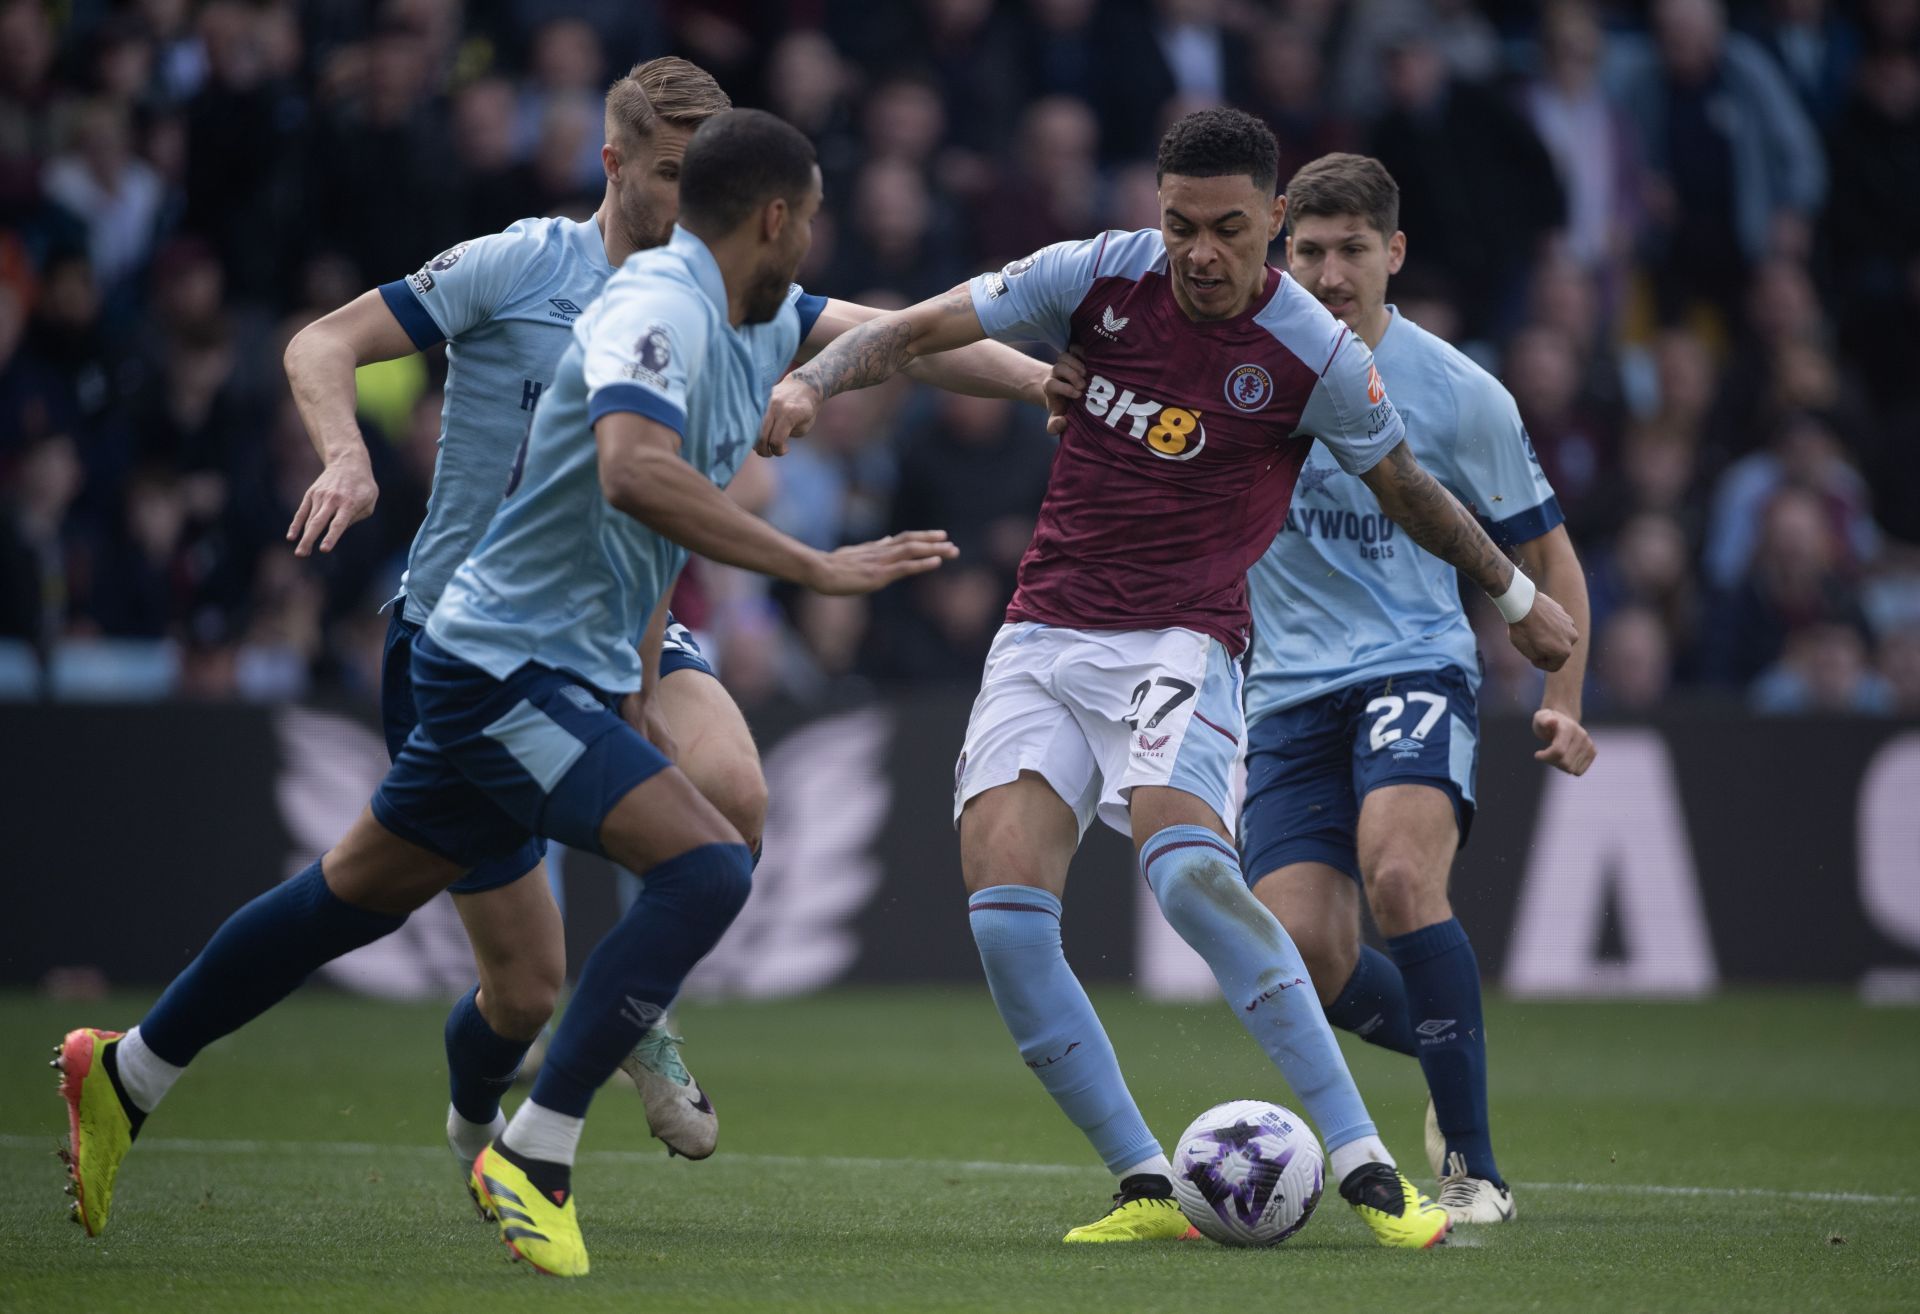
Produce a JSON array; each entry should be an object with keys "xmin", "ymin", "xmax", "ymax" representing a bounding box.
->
[
  {"xmin": 1243, "ymin": 154, "xmax": 1596, "ymax": 1227},
  {"xmin": 274, "ymin": 60, "xmax": 1044, "ymax": 1176}
]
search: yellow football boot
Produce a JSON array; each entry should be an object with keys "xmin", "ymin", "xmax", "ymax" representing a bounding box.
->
[
  {"xmin": 1339, "ymin": 1162, "xmax": 1450, "ymax": 1249},
  {"xmin": 1063, "ymin": 1176, "xmax": 1201, "ymax": 1243},
  {"xmin": 470, "ymin": 1143, "xmax": 590, "ymax": 1277},
  {"xmin": 53, "ymin": 1028, "xmax": 137, "ymax": 1236}
]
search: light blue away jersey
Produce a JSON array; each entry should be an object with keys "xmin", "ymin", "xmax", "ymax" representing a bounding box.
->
[
  {"xmin": 378, "ymin": 219, "xmax": 826, "ymax": 624},
  {"xmin": 1243, "ymin": 308, "xmax": 1564, "ymax": 722},
  {"xmin": 378, "ymin": 217, "xmax": 614, "ymax": 624},
  {"xmin": 425, "ymin": 227, "xmax": 805, "ymax": 695}
]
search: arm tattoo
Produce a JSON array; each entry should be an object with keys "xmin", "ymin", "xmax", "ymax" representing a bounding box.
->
[
  {"xmin": 791, "ymin": 286, "xmax": 973, "ymax": 402},
  {"xmin": 1368, "ymin": 442, "xmax": 1513, "ymax": 596}
]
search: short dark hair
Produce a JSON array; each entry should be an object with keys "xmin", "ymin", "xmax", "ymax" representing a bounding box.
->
[
  {"xmin": 1285, "ymin": 153, "xmax": 1401, "ymax": 239},
  {"xmin": 677, "ymin": 109, "xmax": 818, "ymax": 235},
  {"xmin": 1155, "ymin": 107, "xmax": 1281, "ymax": 195}
]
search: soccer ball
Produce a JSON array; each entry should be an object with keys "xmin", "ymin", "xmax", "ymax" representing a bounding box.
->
[{"xmin": 1170, "ymin": 1099, "xmax": 1324, "ymax": 1246}]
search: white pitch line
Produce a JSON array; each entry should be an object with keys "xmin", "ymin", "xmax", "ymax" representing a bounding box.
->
[{"xmin": 3, "ymin": 1134, "xmax": 1912, "ymax": 1208}]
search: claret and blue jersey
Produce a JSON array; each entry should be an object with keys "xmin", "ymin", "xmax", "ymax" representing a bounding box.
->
[{"xmin": 966, "ymin": 227, "xmax": 1405, "ymax": 655}]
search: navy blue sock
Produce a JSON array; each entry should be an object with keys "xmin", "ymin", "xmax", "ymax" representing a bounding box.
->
[
  {"xmin": 1325, "ymin": 945, "xmax": 1418, "ymax": 1057},
  {"xmin": 139, "ymin": 861, "xmax": 405, "ymax": 1066},
  {"xmin": 530, "ymin": 843, "xmax": 752, "ymax": 1118},
  {"xmin": 1388, "ymin": 918, "xmax": 1501, "ymax": 1186},
  {"xmin": 444, "ymin": 986, "xmax": 533, "ymax": 1125}
]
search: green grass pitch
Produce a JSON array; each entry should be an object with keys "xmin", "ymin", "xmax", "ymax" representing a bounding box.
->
[{"xmin": 2, "ymin": 988, "xmax": 1917, "ymax": 1312}]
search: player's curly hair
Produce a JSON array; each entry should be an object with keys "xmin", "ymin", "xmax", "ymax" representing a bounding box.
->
[
  {"xmin": 1286, "ymin": 154, "xmax": 1401, "ymax": 239},
  {"xmin": 1155, "ymin": 108, "xmax": 1281, "ymax": 195}
]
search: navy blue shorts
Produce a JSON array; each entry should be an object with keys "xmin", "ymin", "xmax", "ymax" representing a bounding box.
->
[
  {"xmin": 371, "ymin": 628, "xmax": 669, "ymax": 879},
  {"xmin": 1240, "ymin": 665, "xmax": 1479, "ymax": 887},
  {"xmin": 659, "ymin": 615, "xmax": 714, "ymax": 680}
]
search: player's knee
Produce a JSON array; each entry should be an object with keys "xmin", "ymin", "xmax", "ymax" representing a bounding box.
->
[
  {"xmin": 479, "ymin": 970, "xmax": 560, "ymax": 1041},
  {"xmin": 959, "ymin": 816, "xmax": 1052, "ymax": 894},
  {"xmin": 652, "ymin": 842, "xmax": 754, "ymax": 922},
  {"xmin": 1143, "ymin": 830, "xmax": 1258, "ymax": 934},
  {"xmin": 701, "ymin": 758, "xmax": 767, "ymax": 852},
  {"xmin": 1365, "ymin": 857, "xmax": 1447, "ymax": 937}
]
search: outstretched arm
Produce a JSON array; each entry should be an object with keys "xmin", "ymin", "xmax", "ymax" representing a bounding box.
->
[
  {"xmin": 799, "ymin": 297, "xmax": 1047, "ymax": 403},
  {"xmin": 1359, "ymin": 440, "xmax": 1578, "ymax": 671},
  {"xmin": 759, "ymin": 285, "xmax": 989, "ymax": 454},
  {"xmin": 597, "ymin": 411, "xmax": 957, "ymax": 594},
  {"xmin": 282, "ymin": 290, "xmax": 419, "ymax": 555}
]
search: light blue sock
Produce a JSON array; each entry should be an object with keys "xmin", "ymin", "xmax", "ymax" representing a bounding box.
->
[
  {"xmin": 1140, "ymin": 826, "xmax": 1377, "ymax": 1152},
  {"xmin": 967, "ymin": 886, "xmax": 1162, "ymax": 1175}
]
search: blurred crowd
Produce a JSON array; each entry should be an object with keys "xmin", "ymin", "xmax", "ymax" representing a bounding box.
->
[{"xmin": 2, "ymin": 0, "xmax": 1919, "ymax": 717}]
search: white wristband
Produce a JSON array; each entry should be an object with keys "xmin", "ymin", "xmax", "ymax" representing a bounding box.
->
[{"xmin": 1491, "ymin": 568, "xmax": 1537, "ymax": 624}]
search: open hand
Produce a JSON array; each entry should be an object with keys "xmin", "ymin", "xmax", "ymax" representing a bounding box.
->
[{"xmin": 805, "ymin": 530, "xmax": 959, "ymax": 595}]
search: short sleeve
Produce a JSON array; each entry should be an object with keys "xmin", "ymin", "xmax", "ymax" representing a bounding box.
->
[
  {"xmin": 377, "ymin": 228, "xmax": 541, "ymax": 350},
  {"xmin": 583, "ymin": 286, "xmax": 703, "ymax": 436},
  {"xmin": 1294, "ymin": 328, "xmax": 1405, "ymax": 475},
  {"xmin": 967, "ymin": 234, "xmax": 1107, "ymax": 351},
  {"xmin": 1448, "ymin": 374, "xmax": 1564, "ymax": 548},
  {"xmin": 788, "ymin": 283, "xmax": 827, "ymax": 340}
]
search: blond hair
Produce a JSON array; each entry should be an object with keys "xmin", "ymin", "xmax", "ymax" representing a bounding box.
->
[
  {"xmin": 629, "ymin": 56, "xmax": 730, "ymax": 130},
  {"xmin": 603, "ymin": 72, "xmax": 656, "ymax": 148}
]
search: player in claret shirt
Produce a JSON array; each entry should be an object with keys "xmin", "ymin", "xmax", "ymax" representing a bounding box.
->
[{"xmin": 760, "ymin": 108, "xmax": 1576, "ymax": 1249}]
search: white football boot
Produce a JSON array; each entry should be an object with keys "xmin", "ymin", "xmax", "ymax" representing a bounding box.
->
[
  {"xmin": 1436, "ymin": 1151, "xmax": 1517, "ymax": 1225},
  {"xmin": 619, "ymin": 1027, "xmax": 718, "ymax": 1159}
]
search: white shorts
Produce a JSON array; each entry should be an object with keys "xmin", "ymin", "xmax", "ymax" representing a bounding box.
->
[{"xmin": 953, "ymin": 623, "xmax": 1246, "ymax": 838}]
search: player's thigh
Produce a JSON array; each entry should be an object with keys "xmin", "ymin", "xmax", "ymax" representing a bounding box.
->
[
  {"xmin": 597, "ymin": 762, "xmax": 741, "ymax": 873},
  {"xmin": 1057, "ymin": 627, "xmax": 1243, "ymax": 841},
  {"xmin": 1346, "ymin": 665, "xmax": 1477, "ymax": 933},
  {"xmin": 655, "ymin": 663, "xmax": 766, "ymax": 846},
  {"xmin": 958, "ymin": 771, "xmax": 1081, "ymax": 897},
  {"xmin": 1355, "ymin": 784, "xmax": 1460, "ymax": 934},
  {"xmin": 1239, "ymin": 692, "xmax": 1364, "ymax": 888},
  {"xmin": 323, "ymin": 804, "xmax": 470, "ymax": 916},
  {"xmin": 1250, "ymin": 862, "xmax": 1362, "ymax": 1001},
  {"xmin": 953, "ymin": 623, "xmax": 1100, "ymax": 895}
]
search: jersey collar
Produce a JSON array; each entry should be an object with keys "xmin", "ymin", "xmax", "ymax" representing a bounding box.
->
[
  {"xmin": 1372, "ymin": 304, "xmax": 1406, "ymax": 358},
  {"xmin": 667, "ymin": 226, "xmax": 729, "ymax": 318}
]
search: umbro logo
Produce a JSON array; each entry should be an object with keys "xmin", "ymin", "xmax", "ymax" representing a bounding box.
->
[
  {"xmin": 1416, "ymin": 1017, "xmax": 1457, "ymax": 1038},
  {"xmin": 550, "ymin": 298, "xmax": 582, "ymax": 315},
  {"xmin": 1097, "ymin": 305, "xmax": 1129, "ymax": 338}
]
